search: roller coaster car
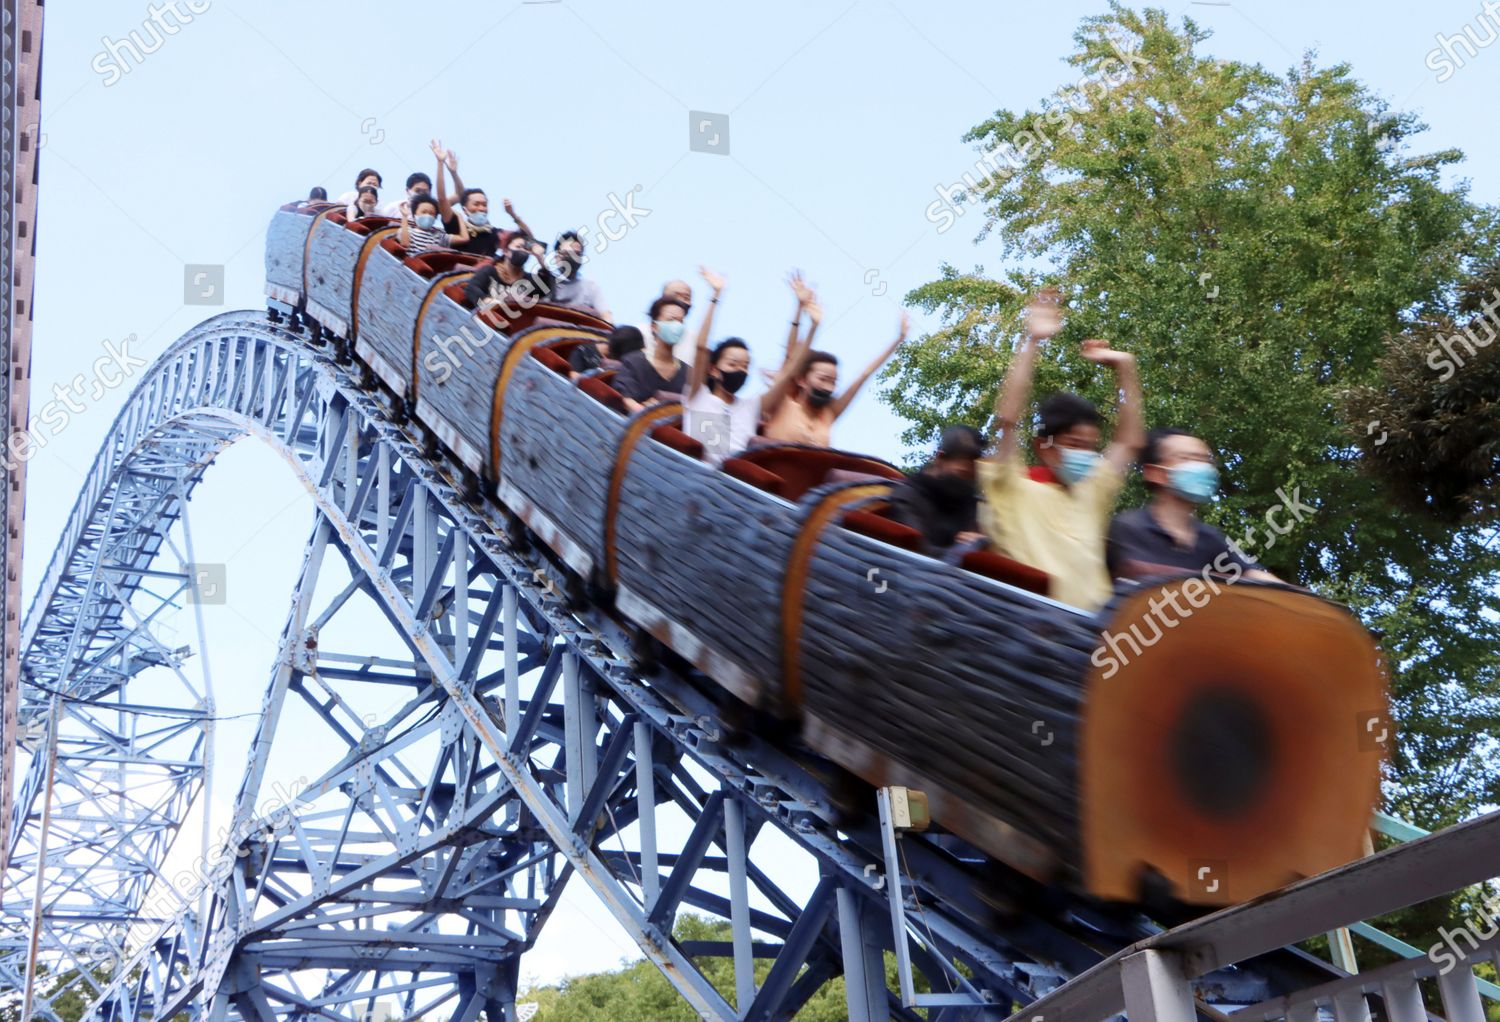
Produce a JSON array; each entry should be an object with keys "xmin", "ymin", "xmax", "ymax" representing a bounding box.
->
[{"xmin": 266, "ymin": 201, "xmax": 1389, "ymax": 910}]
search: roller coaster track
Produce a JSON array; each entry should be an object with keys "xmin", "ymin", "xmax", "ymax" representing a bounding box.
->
[{"xmin": 0, "ymin": 311, "xmax": 1493, "ymax": 1022}]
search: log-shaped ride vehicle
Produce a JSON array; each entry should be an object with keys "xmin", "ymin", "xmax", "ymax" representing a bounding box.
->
[{"xmin": 266, "ymin": 200, "xmax": 1388, "ymax": 907}]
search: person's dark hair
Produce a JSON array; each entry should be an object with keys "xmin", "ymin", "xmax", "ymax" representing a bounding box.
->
[
  {"xmin": 608, "ymin": 325, "xmax": 646, "ymax": 360},
  {"xmin": 800, "ymin": 350, "xmax": 838, "ymax": 376},
  {"xmin": 357, "ymin": 185, "xmax": 379, "ymax": 202},
  {"xmin": 555, "ymin": 230, "xmax": 582, "ymax": 251},
  {"xmin": 1037, "ymin": 392, "xmax": 1101, "ymax": 439},
  {"xmin": 308, "ymin": 186, "xmax": 328, "ymax": 201},
  {"xmin": 936, "ymin": 424, "xmax": 983, "ymax": 461},
  {"xmin": 711, "ymin": 338, "xmax": 748, "ymax": 365},
  {"xmin": 1140, "ymin": 426, "xmax": 1195, "ymax": 491},
  {"xmin": 409, "ymin": 193, "xmax": 440, "ymax": 217},
  {"xmin": 460, "ymin": 188, "xmax": 486, "ymax": 207},
  {"xmin": 405, "ymin": 172, "xmax": 432, "ymax": 192},
  {"xmin": 648, "ymin": 296, "xmax": 689, "ymax": 321},
  {"xmin": 356, "ymin": 168, "xmax": 383, "ymax": 187}
]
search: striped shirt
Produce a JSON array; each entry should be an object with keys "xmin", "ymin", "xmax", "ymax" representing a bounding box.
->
[{"xmin": 406, "ymin": 223, "xmax": 449, "ymax": 255}]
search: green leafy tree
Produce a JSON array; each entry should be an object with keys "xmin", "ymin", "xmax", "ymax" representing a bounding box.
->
[{"xmin": 884, "ymin": 3, "xmax": 1500, "ymax": 832}]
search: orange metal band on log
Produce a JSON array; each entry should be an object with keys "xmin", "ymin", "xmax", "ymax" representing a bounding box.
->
[
  {"xmin": 349, "ymin": 227, "xmax": 399, "ymax": 340},
  {"xmin": 487, "ymin": 326, "xmax": 590, "ymax": 481},
  {"xmin": 1080, "ymin": 579, "xmax": 1387, "ymax": 906},
  {"xmin": 300, "ymin": 208, "xmax": 340, "ymax": 299},
  {"xmin": 603, "ymin": 403, "xmax": 686, "ymax": 588},
  {"xmin": 780, "ymin": 483, "xmax": 894, "ymax": 713},
  {"xmin": 410, "ymin": 271, "xmax": 474, "ymax": 406}
]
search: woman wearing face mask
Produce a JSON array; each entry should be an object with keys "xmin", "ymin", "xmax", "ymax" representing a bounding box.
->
[
  {"xmin": 615, "ymin": 297, "xmax": 691, "ymax": 413},
  {"xmin": 461, "ymin": 233, "xmax": 557, "ymax": 322},
  {"xmin": 681, "ymin": 268, "xmax": 813, "ymax": 466},
  {"xmin": 762, "ymin": 309, "xmax": 910, "ymax": 447},
  {"xmin": 347, "ymin": 185, "xmax": 381, "ymax": 221},
  {"xmin": 398, "ymin": 193, "xmax": 469, "ymax": 255}
]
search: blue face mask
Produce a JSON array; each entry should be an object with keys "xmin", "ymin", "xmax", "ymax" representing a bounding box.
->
[
  {"xmin": 656, "ymin": 320, "xmax": 685, "ymax": 346},
  {"xmin": 414, "ymin": 213, "xmax": 438, "ymax": 230},
  {"xmin": 1168, "ymin": 461, "xmax": 1219, "ymax": 503},
  {"xmin": 467, "ymin": 211, "xmax": 490, "ymax": 228},
  {"xmin": 1055, "ymin": 447, "xmax": 1100, "ymax": 485}
]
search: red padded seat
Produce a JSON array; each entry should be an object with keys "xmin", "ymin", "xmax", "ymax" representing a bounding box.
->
[
  {"xmin": 732, "ymin": 445, "xmax": 904, "ymax": 502},
  {"xmin": 347, "ymin": 216, "xmax": 397, "ymax": 235},
  {"xmin": 652, "ymin": 423, "xmax": 703, "ymax": 461},
  {"xmin": 579, "ymin": 376, "xmax": 627, "ymax": 415},
  {"xmin": 841, "ymin": 509, "xmax": 923, "ymax": 552},
  {"xmin": 723, "ymin": 457, "xmax": 787, "ymax": 498},
  {"xmin": 531, "ymin": 347, "xmax": 571, "ymax": 377},
  {"xmin": 960, "ymin": 549, "xmax": 1051, "ymax": 597}
]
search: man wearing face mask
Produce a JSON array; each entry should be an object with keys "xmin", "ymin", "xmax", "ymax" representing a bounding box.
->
[
  {"xmin": 888, "ymin": 425, "xmax": 987, "ymax": 557},
  {"xmin": 681, "ymin": 268, "xmax": 812, "ymax": 466},
  {"xmin": 978, "ymin": 287, "xmax": 1144, "ymax": 611},
  {"xmin": 463, "ymin": 234, "xmax": 557, "ymax": 323},
  {"xmin": 1106, "ymin": 429, "xmax": 1279, "ymax": 582}
]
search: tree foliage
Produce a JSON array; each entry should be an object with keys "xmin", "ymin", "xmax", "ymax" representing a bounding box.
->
[{"xmin": 883, "ymin": 2, "xmax": 1500, "ymax": 830}]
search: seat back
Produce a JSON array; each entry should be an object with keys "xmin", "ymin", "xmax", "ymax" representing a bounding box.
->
[{"xmin": 730, "ymin": 445, "xmax": 905, "ymax": 501}]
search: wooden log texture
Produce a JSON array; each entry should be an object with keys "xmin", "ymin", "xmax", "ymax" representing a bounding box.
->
[
  {"xmin": 615, "ymin": 447, "xmax": 794, "ymax": 701},
  {"xmin": 265, "ymin": 210, "xmax": 314, "ymax": 300},
  {"xmin": 304, "ymin": 218, "xmax": 367, "ymax": 330},
  {"xmin": 416, "ymin": 296, "xmax": 506, "ymax": 471},
  {"xmin": 799, "ymin": 517, "xmax": 1099, "ymax": 872},
  {"xmin": 356, "ymin": 255, "xmax": 435, "ymax": 397},
  {"xmin": 499, "ymin": 356, "xmax": 624, "ymax": 575}
]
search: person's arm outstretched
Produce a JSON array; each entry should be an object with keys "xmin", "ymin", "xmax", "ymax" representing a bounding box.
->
[
  {"xmin": 431, "ymin": 140, "xmax": 454, "ymax": 220},
  {"xmin": 685, "ymin": 267, "xmax": 726, "ymax": 399},
  {"xmin": 502, "ymin": 198, "xmax": 534, "ymax": 240},
  {"xmin": 989, "ymin": 288, "xmax": 1062, "ymax": 464},
  {"xmin": 1081, "ymin": 338, "xmax": 1144, "ymax": 475},
  {"xmin": 829, "ymin": 311, "xmax": 910, "ymax": 419}
]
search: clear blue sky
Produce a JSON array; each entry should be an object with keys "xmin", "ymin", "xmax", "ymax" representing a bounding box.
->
[{"xmin": 19, "ymin": 0, "xmax": 1499, "ymax": 992}]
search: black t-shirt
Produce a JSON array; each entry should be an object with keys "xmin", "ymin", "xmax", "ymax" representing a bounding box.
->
[
  {"xmin": 570, "ymin": 342, "xmax": 604, "ymax": 375},
  {"xmin": 887, "ymin": 469, "xmax": 980, "ymax": 551},
  {"xmin": 1106, "ymin": 505, "xmax": 1262, "ymax": 579},
  {"xmin": 444, "ymin": 214, "xmax": 499, "ymax": 257},
  {"xmin": 614, "ymin": 350, "xmax": 688, "ymax": 402}
]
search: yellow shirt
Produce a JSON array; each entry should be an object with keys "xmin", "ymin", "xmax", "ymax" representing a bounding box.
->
[{"xmin": 977, "ymin": 453, "xmax": 1124, "ymax": 611}]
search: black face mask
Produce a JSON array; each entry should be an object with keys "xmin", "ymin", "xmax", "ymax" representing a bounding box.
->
[
  {"xmin": 923, "ymin": 471, "xmax": 976, "ymax": 508},
  {"xmin": 560, "ymin": 252, "xmax": 583, "ymax": 272},
  {"xmin": 807, "ymin": 386, "xmax": 835, "ymax": 408},
  {"xmin": 715, "ymin": 370, "xmax": 748, "ymax": 395},
  {"xmin": 507, "ymin": 249, "xmax": 529, "ymax": 269}
]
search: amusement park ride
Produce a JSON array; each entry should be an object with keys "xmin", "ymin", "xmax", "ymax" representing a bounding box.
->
[{"xmin": 4, "ymin": 8, "xmax": 1500, "ymax": 1022}]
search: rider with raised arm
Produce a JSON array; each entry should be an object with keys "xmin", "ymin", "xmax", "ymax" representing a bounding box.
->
[
  {"xmin": 761, "ymin": 294, "xmax": 907, "ymax": 448},
  {"xmin": 979, "ymin": 287, "xmax": 1144, "ymax": 611},
  {"xmin": 681, "ymin": 268, "xmax": 814, "ymax": 466}
]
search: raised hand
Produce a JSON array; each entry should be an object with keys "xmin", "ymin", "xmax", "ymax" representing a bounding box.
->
[
  {"xmin": 429, "ymin": 139, "xmax": 447, "ymax": 162},
  {"xmin": 444, "ymin": 150, "xmax": 459, "ymax": 172},
  {"xmin": 503, "ymin": 198, "xmax": 517, "ymax": 215},
  {"xmin": 1024, "ymin": 286, "xmax": 1063, "ymax": 342},
  {"xmin": 897, "ymin": 310, "xmax": 911, "ymax": 341},
  {"xmin": 807, "ymin": 300, "xmax": 824, "ymax": 326},
  {"xmin": 1080, "ymin": 338, "xmax": 1134, "ymax": 367},
  {"xmin": 788, "ymin": 270, "xmax": 815, "ymax": 308},
  {"xmin": 701, "ymin": 265, "xmax": 726, "ymax": 295}
]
